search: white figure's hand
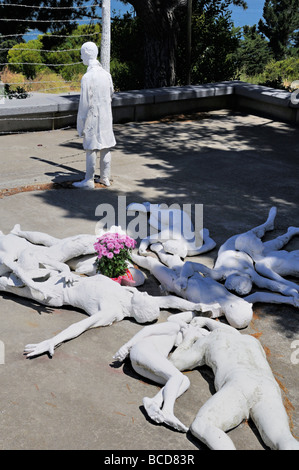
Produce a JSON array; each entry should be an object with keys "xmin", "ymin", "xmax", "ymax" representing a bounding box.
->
[
  {"xmin": 63, "ymin": 272, "xmax": 78, "ymax": 285},
  {"xmin": 113, "ymin": 345, "xmax": 130, "ymax": 362},
  {"xmin": 24, "ymin": 339, "xmax": 55, "ymax": 358}
]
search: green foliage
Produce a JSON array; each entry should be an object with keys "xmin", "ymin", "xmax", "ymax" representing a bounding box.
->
[
  {"xmin": 4, "ymin": 83, "xmax": 28, "ymax": 99},
  {"xmin": 262, "ymin": 57, "xmax": 299, "ymax": 87},
  {"xmin": 43, "ymin": 24, "xmax": 101, "ymax": 80},
  {"xmin": 7, "ymin": 40, "xmax": 46, "ymax": 79},
  {"xmin": 236, "ymin": 25, "xmax": 273, "ymax": 76},
  {"xmin": 176, "ymin": 0, "xmax": 242, "ymax": 84},
  {"xmin": 258, "ymin": 0, "xmax": 299, "ymax": 60},
  {"xmin": 94, "ymin": 233, "xmax": 136, "ymax": 279}
]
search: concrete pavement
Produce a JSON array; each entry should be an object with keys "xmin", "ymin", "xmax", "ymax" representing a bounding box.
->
[{"xmin": 0, "ymin": 109, "xmax": 299, "ymax": 450}]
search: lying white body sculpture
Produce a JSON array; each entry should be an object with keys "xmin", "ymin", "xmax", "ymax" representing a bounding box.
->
[
  {"xmin": 114, "ymin": 312, "xmax": 195, "ymax": 432},
  {"xmin": 170, "ymin": 317, "xmax": 299, "ymax": 450},
  {"xmin": 178, "ymin": 207, "xmax": 299, "ymax": 305},
  {"xmin": 127, "ymin": 202, "xmax": 216, "ymax": 258},
  {"xmin": 131, "ymin": 244, "xmax": 252, "ymax": 329},
  {"xmin": 5, "ymin": 224, "xmax": 145, "ymax": 284},
  {"xmin": 0, "ymin": 228, "xmax": 78, "ymax": 299},
  {"xmin": 0, "ymin": 265, "xmax": 217, "ymax": 357},
  {"xmin": 73, "ymin": 41, "xmax": 116, "ymax": 189}
]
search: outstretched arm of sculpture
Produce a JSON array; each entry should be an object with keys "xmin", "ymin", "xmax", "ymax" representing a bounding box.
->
[
  {"xmin": 156, "ymin": 295, "xmax": 221, "ymax": 318},
  {"xmin": 10, "ymin": 224, "xmax": 60, "ymax": 247},
  {"xmin": 245, "ymin": 291, "xmax": 299, "ymax": 307},
  {"xmin": 24, "ymin": 301, "xmax": 120, "ymax": 358}
]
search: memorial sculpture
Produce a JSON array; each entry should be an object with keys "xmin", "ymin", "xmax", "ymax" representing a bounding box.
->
[
  {"xmin": 73, "ymin": 41, "xmax": 116, "ymax": 189},
  {"xmin": 6, "ymin": 224, "xmax": 144, "ymax": 282},
  {"xmin": 169, "ymin": 317, "xmax": 299, "ymax": 450},
  {"xmin": 127, "ymin": 202, "xmax": 216, "ymax": 258},
  {"xmin": 177, "ymin": 207, "xmax": 299, "ymax": 305},
  {"xmin": 1, "ymin": 226, "xmax": 219, "ymax": 357},
  {"xmin": 114, "ymin": 315, "xmax": 299, "ymax": 449},
  {"xmin": 20, "ymin": 276, "xmax": 217, "ymax": 358},
  {"xmin": 1, "ymin": 204, "xmax": 299, "ymax": 449},
  {"xmin": 131, "ymin": 244, "xmax": 253, "ymax": 329},
  {"xmin": 113, "ymin": 312, "xmax": 196, "ymax": 433}
]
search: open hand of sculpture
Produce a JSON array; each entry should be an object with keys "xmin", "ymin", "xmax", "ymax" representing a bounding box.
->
[{"xmin": 24, "ymin": 339, "xmax": 56, "ymax": 358}]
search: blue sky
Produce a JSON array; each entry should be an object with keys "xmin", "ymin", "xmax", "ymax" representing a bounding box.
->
[{"xmin": 111, "ymin": 0, "xmax": 265, "ymax": 27}]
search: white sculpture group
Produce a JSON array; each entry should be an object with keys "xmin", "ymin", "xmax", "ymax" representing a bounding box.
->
[
  {"xmin": 1, "ymin": 41, "xmax": 298, "ymax": 450},
  {"xmin": 1, "ymin": 204, "xmax": 299, "ymax": 450}
]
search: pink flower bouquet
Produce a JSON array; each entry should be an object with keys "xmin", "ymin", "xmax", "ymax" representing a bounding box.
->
[{"xmin": 94, "ymin": 232, "xmax": 137, "ymax": 280}]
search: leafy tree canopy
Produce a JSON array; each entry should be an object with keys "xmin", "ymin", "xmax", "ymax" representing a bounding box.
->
[{"xmin": 258, "ymin": 0, "xmax": 299, "ymax": 59}]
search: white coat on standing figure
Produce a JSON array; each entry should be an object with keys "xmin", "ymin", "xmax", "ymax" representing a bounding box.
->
[{"xmin": 73, "ymin": 41, "xmax": 116, "ymax": 189}]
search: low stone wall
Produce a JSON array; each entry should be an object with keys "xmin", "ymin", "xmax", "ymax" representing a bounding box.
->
[{"xmin": 0, "ymin": 81, "xmax": 298, "ymax": 133}]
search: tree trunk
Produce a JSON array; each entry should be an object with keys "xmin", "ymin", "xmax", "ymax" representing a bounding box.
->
[
  {"xmin": 144, "ymin": 19, "xmax": 176, "ymax": 88},
  {"xmin": 129, "ymin": 0, "xmax": 186, "ymax": 88}
]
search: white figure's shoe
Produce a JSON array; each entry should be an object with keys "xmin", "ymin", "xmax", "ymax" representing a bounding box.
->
[
  {"xmin": 99, "ymin": 177, "xmax": 110, "ymax": 187},
  {"xmin": 72, "ymin": 179, "xmax": 95, "ymax": 190}
]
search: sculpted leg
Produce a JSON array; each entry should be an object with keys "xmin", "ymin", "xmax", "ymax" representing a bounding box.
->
[
  {"xmin": 250, "ymin": 388, "xmax": 299, "ymax": 450},
  {"xmin": 130, "ymin": 345, "xmax": 189, "ymax": 432},
  {"xmin": 99, "ymin": 148, "xmax": 111, "ymax": 186},
  {"xmin": 190, "ymin": 383, "xmax": 249, "ymax": 450},
  {"xmin": 245, "ymin": 291, "xmax": 299, "ymax": 307},
  {"xmin": 263, "ymin": 226, "xmax": 299, "ymax": 254},
  {"xmin": 251, "ymin": 206, "xmax": 277, "ymax": 238},
  {"xmin": 73, "ymin": 150, "xmax": 96, "ymax": 189}
]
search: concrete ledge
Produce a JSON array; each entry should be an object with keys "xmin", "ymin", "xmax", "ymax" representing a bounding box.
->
[{"xmin": 0, "ymin": 81, "xmax": 298, "ymax": 132}]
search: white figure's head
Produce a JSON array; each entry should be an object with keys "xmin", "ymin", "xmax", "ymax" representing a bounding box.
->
[
  {"xmin": 224, "ymin": 272, "xmax": 253, "ymax": 295},
  {"xmin": 224, "ymin": 299, "xmax": 253, "ymax": 329},
  {"xmin": 81, "ymin": 42, "xmax": 98, "ymax": 65},
  {"xmin": 131, "ymin": 291, "xmax": 160, "ymax": 323}
]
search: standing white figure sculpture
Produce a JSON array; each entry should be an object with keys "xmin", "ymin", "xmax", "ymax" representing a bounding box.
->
[
  {"xmin": 170, "ymin": 317, "xmax": 299, "ymax": 450},
  {"xmin": 131, "ymin": 244, "xmax": 252, "ymax": 329},
  {"xmin": 114, "ymin": 312, "xmax": 195, "ymax": 432},
  {"xmin": 73, "ymin": 41, "xmax": 116, "ymax": 189}
]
